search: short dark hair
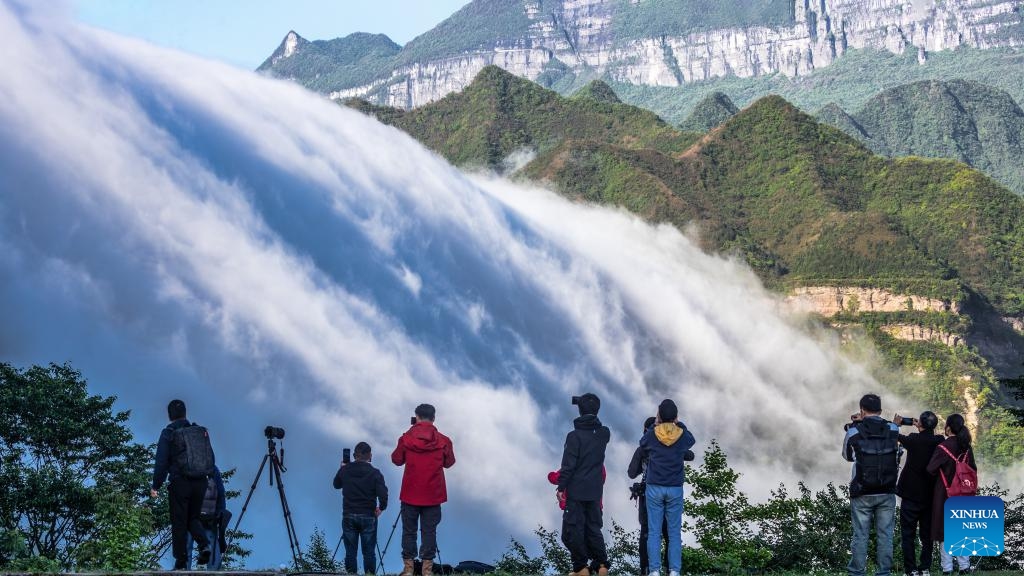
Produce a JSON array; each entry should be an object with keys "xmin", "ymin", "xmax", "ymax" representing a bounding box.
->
[
  {"xmin": 658, "ymin": 399, "xmax": 678, "ymax": 422},
  {"xmin": 919, "ymin": 411, "xmax": 938, "ymax": 431},
  {"xmin": 167, "ymin": 399, "xmax": 187, "ymax": 421},
  {"xmin": 859, "ymin": 394, "xmax": 882, "ymax": 413},
  {"xmin": 354, "ymin": 442, "xmax": 372, "ymax": 459},
  {"xmin": 577, "ymin": 393, "xmax": 600, "ymax": 416},
  {"xmin": 415, "ymin": 404, "xmax": 436, "ymax": 422},
  {"xmin": 643, "ymin": 416, "xmax": 656, "ymax": 432}
]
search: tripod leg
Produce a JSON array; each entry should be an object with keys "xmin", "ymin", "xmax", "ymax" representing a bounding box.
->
[
  {"xmin": 271, "ymin": 453, "xmax": 303, "ymax": 567},
  {"xmin": 375, "ymin": 517, "xmax": 387, "ymax": 575},
  {"xmin": 226, "ymin": 453, "xmax": 269, "ymax": 550},
  {"xmin": 332, "ymin": 530, "xmax": 344, "ymax": 564}
]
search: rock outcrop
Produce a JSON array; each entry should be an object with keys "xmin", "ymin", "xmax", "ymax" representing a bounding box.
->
[
  {"xmin": 786, "ymin": 286, "xmax": 960, "ymax": 315},
  {"xmin": 267, "ymin": 0, "xmax": 1024, "ymax": 108}
]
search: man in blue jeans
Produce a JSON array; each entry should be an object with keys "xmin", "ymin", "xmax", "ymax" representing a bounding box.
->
[
  {"xmin": 843, "ymin": 394, "xmax": 902, "ymax": 576},
  {"xmin": 639, "ymin": 399, "xmax": 696, "ymax": 576},
  {"xmin": 334, "ymin": 442, "xmax": 389, "ymax": 574}
]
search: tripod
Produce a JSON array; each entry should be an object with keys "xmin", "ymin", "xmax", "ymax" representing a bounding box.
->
[{"xmin": 230, "ymin": 437, "xmax": 303, "ymax": 566}]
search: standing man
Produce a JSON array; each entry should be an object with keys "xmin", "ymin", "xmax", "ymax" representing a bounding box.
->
[
  {"xmin": 628, "ymin": 417, "xmax": 670, "ymax": 576},
  {"xmin": 843, "ymin": 394, "xmax": 901, "ymax": 576},
  {"xmin": 392, "ymin": 404, "xmax": 455, "ymax": 576},
  {"xmin": 894, "ymin": 411, "xmax": 943, "ymax": 576},
  {"xmin": 639, "ymin": 399, "xmax": 696, "ymax": 576},
  {"xmin": 335, "ymin": 442, "xmax": 389, "ymax": 575},
  {"xmin": 557, "ymin": 393, "xmax": 611, "ymax": 576},
  {"xmin": 151, "ymin": 399, "xmax": 214, "ymax": 570}
]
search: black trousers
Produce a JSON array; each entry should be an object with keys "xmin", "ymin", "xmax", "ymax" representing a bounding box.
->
[
  {"xmin": 900, "ymin": 499, "xmax": 934, "ymax": 573},
  {"xmin": 169, "ymin": 478, "xmax": 210, "ymax": 568},
  {"xmin": 561, "ymin": 499, "xmax": 608, "ymax": 572},
  {"xmin": 401, "ymin": 503, "xmax": 442, "ymax": 560},
  {"xmin": 638, "ymin": 493, "xmax": 669, "ymax": 575}
]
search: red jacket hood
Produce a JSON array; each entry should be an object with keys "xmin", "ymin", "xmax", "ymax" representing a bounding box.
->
[{"xmin": 403, "ymin": 422, "xmax": 444, "ymax": 452}]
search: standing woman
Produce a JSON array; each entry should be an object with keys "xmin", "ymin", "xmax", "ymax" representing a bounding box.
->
[{"xmin": 926, "ymin": 414, "xmax": 976, "ymax": 575}]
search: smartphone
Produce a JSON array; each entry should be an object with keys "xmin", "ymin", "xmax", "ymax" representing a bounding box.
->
[{"xmin": 343, "ymin": 448, "xmax": 351, "ymax": 464}]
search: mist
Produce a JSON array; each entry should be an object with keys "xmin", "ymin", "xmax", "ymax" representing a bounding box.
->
[{"xmin": 0, "ymin": 2, "xmax": 906, "ymax": 567}]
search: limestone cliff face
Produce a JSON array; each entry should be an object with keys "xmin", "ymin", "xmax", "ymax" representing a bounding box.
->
[
  {"xmin": 881, "ymin": 324, "xmax": 962, "ymax": 346},
  {"xmin": 317, "ymin": 0, "xmax": 1024, "ymax": 108},
  {"xmin": 786, "ymin": 286, "xmax": 960, "ymax": 315}
]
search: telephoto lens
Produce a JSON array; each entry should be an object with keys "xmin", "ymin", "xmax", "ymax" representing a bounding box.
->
[{"xmin": 264, "ymin": 426, "xmax": 286, "ymax": 440}]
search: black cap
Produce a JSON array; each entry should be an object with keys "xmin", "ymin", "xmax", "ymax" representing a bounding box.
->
[
  {"xmin": 859, "ymin": 394, "xmax": 882, "ymax": 413},
  {"xmin": 577, "ymin": 393, "xmax": 600, "ymax": 416},
  {"xmin": 658, "ymin": 399, "xmax": 678, "ymax": 422}
]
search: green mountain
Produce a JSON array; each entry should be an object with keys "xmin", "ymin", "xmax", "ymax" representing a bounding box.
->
[
  {"xmin": 257, "ymin": 31, "xmax": 400, "ymax": 93},
  {"xmin": 572, "ymin": 80, "xmax": 622, "ymax": 104},
  {"xmin": 679, "ymin": 91, "xmax": 739, "ymax": 132},
  {"xmin": 350, "ymin": 68, "xmax": 1024, "ymax": 463},
  {"xmin": 348, "ymin": 66, "xmax": 699, "ymax": 169},
  {"xmin": 817, "ymin": 80, "xmax": 1024, "ymax": 196}
]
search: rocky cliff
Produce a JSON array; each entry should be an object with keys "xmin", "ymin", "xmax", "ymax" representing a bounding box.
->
[
  {"xmin": 264, "ymin": 0, "xmax": 1024, "ymax": 108},
  {"xmin": 786, "ymin": 286, "xmax": 961, "ymax": 315}
]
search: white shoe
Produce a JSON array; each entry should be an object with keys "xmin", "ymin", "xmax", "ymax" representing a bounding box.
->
[
  {"xmin": 921, "ymin": 571, "xmax": 930, "ymax": 576},
  {"xmin": 648, "ymin": 571, "xmax": 659, "ymax": 576},
  {"xmin": 669, "ymin": 571, "xmax": 679, "ymax": 576}
]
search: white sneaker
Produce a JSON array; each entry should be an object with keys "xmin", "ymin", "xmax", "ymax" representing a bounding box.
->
[
  {"xmin": 669, "ymin": 571, "xmax": 679, "ymax": 576},
  {"xmin": 648, "ymin": 571, "xmax": 659, "ymax": 576},
  {"xmin": 921, "ymin": 571, "xmax": 930, "ymax": 576}
]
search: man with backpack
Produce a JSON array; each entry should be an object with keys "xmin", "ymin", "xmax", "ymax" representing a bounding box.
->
[
  {"xmin": 151, "ymin": 399, "xmax": 216, "ymax": 570},
  {"xmin": 842, "ymin": 394, "xmax": 901, "ymax": 576}
]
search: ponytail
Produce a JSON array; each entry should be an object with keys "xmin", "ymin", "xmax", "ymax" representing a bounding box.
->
[{"xmin": 946, "ymin": 413, "xmax": 972, "ymax": 451}]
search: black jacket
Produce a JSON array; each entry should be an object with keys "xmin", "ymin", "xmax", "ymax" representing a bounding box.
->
[
  {"xmin": 152, "ymin": 419, "xmax": 194, "ymax": 490},
  {"xmin": 896, "ymin": 431, "xmax": 943, "ymax": 505},
  {"xmin": 333, "ymin": 460, "xmax": 388, "ymax": 516},
  {"xmin": 557, "ymin": 415, "xmax": 610, "ymax": 502}
]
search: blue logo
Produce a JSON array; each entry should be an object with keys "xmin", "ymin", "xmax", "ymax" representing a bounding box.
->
[{"xmin": 943, "ymin": 496, "xmax": 1004, "ymax": 557}]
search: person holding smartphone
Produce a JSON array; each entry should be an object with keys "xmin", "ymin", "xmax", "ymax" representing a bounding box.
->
[{"xmin": 334, "ymin": 442, "xmax": 389, "ymax": 574}]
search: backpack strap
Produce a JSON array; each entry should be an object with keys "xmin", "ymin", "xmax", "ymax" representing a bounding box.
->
[{"xmin": 937, "ymin": 444, "xmax": 955, "ymax": 488}]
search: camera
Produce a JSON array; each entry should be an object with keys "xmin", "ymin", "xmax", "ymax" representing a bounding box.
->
[
  {"xmin": 571, "ymin": 396, "xmax": 581, "ymax": 405},
  {"xmin": 898, "ymin": 417, "xmax": 915, "ymax": 426},
  {"xmin": 264, "ymin": 426, "xmax": 286, "ymax": 440},
  {"xmin": 343, "ymin": 448, "xmax": 351, "ymax": 464},
  {"xmin": 629, "ymin": 482, "xmax": 645, "ymax": 501}
]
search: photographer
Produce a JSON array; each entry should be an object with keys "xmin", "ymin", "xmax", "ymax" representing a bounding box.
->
[
  {"xmin": 392, "ymin": 404, "xmax": 455, "ymax": 576},
  {"xmin": 927, "ymin": 414, "xmax": 977, "ymax": 575},
  {"xmin": 639, "ymin": 399, "xmax": 695, "ymax": 576},
  {"xmin": 557, "ymin": 393, "xmax": 610, "ymax": 576},
  {"xmin": 894, "ymin": 411, "xmax": 942, "ymax": 576},
  {"xmin": 334, "ymin": 442, "xmax": 388, "ymax": 575},
  {"xmin": 842, "ymin": 394, "xmax": 901, "ymax": 576},
  {"xmin": 627, "ymin": 417, "xmax": 672, "ymax": 576}
]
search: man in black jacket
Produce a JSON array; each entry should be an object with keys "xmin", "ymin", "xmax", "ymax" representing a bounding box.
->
[
  {"xmin": 151, "ymin": 399, "xmax": 212, "ymax": 570},
  {"xmin": 334, "ymin": 442, "xmax": 389, "ymax": 574},
  {"xmin": 557, "ymin": 393, "xmax": 610, "ymax": 576},
  {"xmin": 893, "ymin": 411, "xmax": 943, "ymax": 576}
]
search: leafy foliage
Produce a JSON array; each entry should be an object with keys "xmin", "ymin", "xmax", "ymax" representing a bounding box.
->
[
  {"xmin": 679, "ymin": 91, "xmax": 738, "ymax": 132},
  {"xmin": 294, "ymin": 527, "xmax": 339, "ymax": 573},
  {"xmin": 0, "ymin": 362, "xmax": 159, "ymax": 570},
  {"xmin": 611, "ymin": 0, "xmax": 794, "ymax": 42}
]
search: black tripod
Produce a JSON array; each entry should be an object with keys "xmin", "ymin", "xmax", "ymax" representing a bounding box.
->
[{"xmin": 230, "ymin": 436, "xmax": 303, "ymax": 566}]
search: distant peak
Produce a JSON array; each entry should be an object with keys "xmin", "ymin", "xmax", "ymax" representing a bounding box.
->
[
  {"xmin": 283, "ymin": 31, "xmax": 303, "ymax": 59},
  {"xmin": 680, "ymin": 91, "xmax": 739, "ymax": 132},
  {"xmin": 572, "ymin": 80, "xmax": 621, "ymax": 104}
]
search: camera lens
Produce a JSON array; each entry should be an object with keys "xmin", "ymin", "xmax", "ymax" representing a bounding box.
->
[{"xmin": 264, "ymin": 426, "xmax": 286, "ymax": 439}]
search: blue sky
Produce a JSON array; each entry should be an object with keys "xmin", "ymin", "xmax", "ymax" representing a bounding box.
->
[{"xmin": 74, "ymin": 0, "xmax": 470, "ymax": 69}]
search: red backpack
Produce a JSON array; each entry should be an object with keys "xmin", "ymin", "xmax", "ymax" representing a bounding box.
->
[{"xmin": 937, "ymin": 444, "xmax": 978, "ymax": 497}]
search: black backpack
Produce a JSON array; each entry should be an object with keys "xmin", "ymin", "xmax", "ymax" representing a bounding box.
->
[
  {"xmin": 851, "ymin": 419, "xmax": 899, "ymax": 495},
  {"xmin": 199, "ymin": 475, "xmax": 219, "ymax": 522},
  {"xmin": 171, "ymin": 423, "xmax": 216, "ymax": 480}
]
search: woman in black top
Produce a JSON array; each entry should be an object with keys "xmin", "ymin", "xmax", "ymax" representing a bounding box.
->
[{"xmin": 894, "ymin": 411, "xmax": 943, "ymax": 576}]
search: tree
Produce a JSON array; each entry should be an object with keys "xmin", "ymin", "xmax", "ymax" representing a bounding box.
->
[
  {"xmin": 294, "ymin": 527, "xmax": 337, "ymax": 572},
  {"xmin": 0, "ymin": 362, "xmax": 160, "ymax": 570},
  {"xmin": 683, "ymin": 440, "xmax": 770, "ymax": 574}
]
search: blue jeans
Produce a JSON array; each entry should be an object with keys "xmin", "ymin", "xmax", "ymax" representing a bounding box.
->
[
  {"xmin": 849, "ymin": 493, "xmax": 896, "ymax": 576},
  {"xmin": 646, "ymin": 484, "xmax": 683, "ymax": 574},
  {"xmin": 185, "ymin": 524, "xmax": 221, "ymax": 570},
  {"xmin": 344, "ymin": 513, "xmax": 378, "ymax": 574}
]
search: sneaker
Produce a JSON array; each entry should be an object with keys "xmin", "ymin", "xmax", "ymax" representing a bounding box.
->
[
  {"xmin": 669, "ymin": 571, "xmax": 680, "ymax": 576},
  {"xmin": 921, "ymin": 571, "xmax": 930, "ymax": 576},
  {"xmin": 648, "ymin": 572, "xmax": 660, "ymax": 576},
  {"xmin": 597, "ymin": 565, "xmax": 608, "ymax": 576}
]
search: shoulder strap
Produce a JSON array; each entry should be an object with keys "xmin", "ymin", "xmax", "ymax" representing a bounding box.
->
[{"xmin": 938, "ymin": 444, "xmax": 956, "ymax": 459}]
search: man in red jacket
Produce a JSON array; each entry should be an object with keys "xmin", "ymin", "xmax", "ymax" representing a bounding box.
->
[{"xmin": 392, "ymin": 404, "xmax": 456, "ymax": 576}]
